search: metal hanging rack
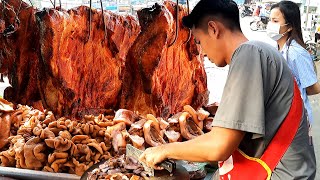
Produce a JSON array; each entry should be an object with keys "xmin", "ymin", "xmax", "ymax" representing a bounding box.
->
[
  {"xmin": 169, "ymin": 0, "xmax": 191, "ymax": 47},
  {"xmin": 87, "ymin": 0, "xmax": 107, "ymax": 41},
  {"xmin": 49, "ymin": 0, "xmax": 54, "ymax": 8}
]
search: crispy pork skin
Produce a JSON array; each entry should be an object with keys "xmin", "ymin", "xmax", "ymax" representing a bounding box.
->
[
  {"xmin": 128, "ymin": 134, "xmax": 145, "ymax": 150},
  {"xmin": 113, "ymin": 109, "xmax": 139, "ymax": 125},
  {"xmin": 204, "ymin": 117, "xmax": 214, "ymax": 132},
  {"xmin": 183, "ymin": 105, "xmax": 203, "ymax": 129},
  {"xmin": 0, "ymin": 114, "xmax": 11, "ymax": 149},
  {"xmin": 143, "ymin": 115, "xmax": 166, "ymax": 147},
  {"xmin": 197, "ymin": 108, "xmax": 210, "ymax": 121},
  {"xmin": 164, "ymin": 130, "xmax": 181, "ymax": 143},
  {"xmin": 179, "ymin": 112, "xmax": 204, "ymax": 140},
  {"xmin": 128, "ymin": 119, "xmax": 147, "ymax": 137}
]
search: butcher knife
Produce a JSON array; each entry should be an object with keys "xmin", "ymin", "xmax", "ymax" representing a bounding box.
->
[{"xmin": 126, "ymin": 144, "xmax": 176, "ymax": 177}]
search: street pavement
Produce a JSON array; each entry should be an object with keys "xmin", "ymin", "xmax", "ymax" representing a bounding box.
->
[{"xmin": 240, "ymin": 16, "xmax": 320, "ymax": 179}]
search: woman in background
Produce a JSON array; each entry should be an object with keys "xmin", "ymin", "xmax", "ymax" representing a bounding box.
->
[
  {"xmin": 268, "ymin": 0, "xmax": 320, "ymax": 124},
  {"xmin": 315, "ymin": 24, "xmax": 320, "ymax": 43}
]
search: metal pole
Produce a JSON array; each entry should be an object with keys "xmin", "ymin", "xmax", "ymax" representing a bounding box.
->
[
  {"xmin": 129, "ymin": 0, "xmax": 132, "ymax": 15},
  {"xmin": 100, "ymin": 0, "xmax": 107, "ymax": 40},
  {"xmin": 28, "ymin": 0, "xmax": 33, "ymax": 6},
  {"xmin": 116, "ymin": 0, "xmax": 119, "ymax": 13}
]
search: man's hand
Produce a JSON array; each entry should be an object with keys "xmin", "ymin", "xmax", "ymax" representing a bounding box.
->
[
  {"xmin": 139, "ymin": 127, "xmax": 245, "ymax": 165},
  {"xmin": 139, "ymin": 145, "xmax": 167, "ymax": 170}
]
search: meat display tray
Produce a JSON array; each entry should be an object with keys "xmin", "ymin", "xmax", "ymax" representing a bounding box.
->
[
  {"xmin": 0, "ymin": 162, "xmax": 216, "ymax": 180},
  {"xmin": 0, "ymin": 167, "xmax": 80, "ymax": 180}
]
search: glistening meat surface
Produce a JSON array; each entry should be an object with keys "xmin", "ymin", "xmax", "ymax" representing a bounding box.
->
[
  {"xmin": 121, "ymin": 2, "xmax": 208, "ymax": 118},
  {"xmin": 36, "ymin": 7, "xmax": 140, "ymax": 118},
  {"xmin": 1, "ymin": 2, "xmax": 207, "ymax": 119}
]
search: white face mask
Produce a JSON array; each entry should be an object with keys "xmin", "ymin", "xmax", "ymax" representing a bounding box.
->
[{"xmin": 266, "ymin": 22, "xmax": 288, "ymax": 41}]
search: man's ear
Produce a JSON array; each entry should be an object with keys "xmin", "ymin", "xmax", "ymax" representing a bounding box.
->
[{"xmin": 208, "ymin": 21, "xmax": 219, "ymax": 39}]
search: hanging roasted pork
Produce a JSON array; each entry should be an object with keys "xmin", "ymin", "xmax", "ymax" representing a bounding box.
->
[
  {"xmin": 1, "ymin": 0, "xmax": 208, "ymax": 120},
  {"xmin": 36, "ymin": 6, "xmax": 141, "ymax": 118},
  {"xmin": 0, "ymin": 0, "xmax": 41, "ymax": 107},
  {"xmin": 120, "ymin": 1, "xmax": 208, "ymax": 118}
]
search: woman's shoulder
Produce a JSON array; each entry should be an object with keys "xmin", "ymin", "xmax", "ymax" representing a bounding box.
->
[{"xmin": 288, "ymin": 40, "xmax": 311, "ymax": 61}]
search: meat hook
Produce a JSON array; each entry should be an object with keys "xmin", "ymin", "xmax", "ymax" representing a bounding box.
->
[
  {"xmin": 168, "ymin": 0, "xmax": 179, "ymax": 47},
  {"xmin": 27, "ymin": 0, "xmax": 33, "ymax": 7},
  {"xmin": 49, "ymin": 0, "xmax": 54, "ymax": 8},
  {"xmin": 100, "ymin": 0, "xmax": 107, "ymax": 41},
  {"xmin": 184, "ymin": 0, "xmax": 192, "ymax": 44},
  {"xmin": 87, "ymin": 0, "xmax": 92, "ymax": 41},
  {"xmin": 59, "ymin": 0, "xmax": 61, "ymax": 9}
]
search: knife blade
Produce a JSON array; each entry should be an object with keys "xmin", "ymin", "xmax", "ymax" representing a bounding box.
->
[{"xmin": 126, "ymin": 144, "xmax": 175, "ymax": 177}]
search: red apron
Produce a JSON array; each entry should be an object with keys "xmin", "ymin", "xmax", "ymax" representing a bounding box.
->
[{"xmin": 218, "ymin": 81, "xmax": 303, "ymax": 180}]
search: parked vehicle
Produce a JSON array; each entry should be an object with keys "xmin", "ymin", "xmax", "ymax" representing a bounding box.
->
[
  {"xmin": 306, "ymin": 42, "xmax": 318, "ymax": 61},
  {"xmin": 303, "ymin": 30, "xmax": 319, "ymax": 61},
  {"xmin": 250, "ymin": 16, "xmax": 269, "ymax": 31},
  {"xmin": 240, "ymin": 5, "xmax": 253, "ymax": 18}
]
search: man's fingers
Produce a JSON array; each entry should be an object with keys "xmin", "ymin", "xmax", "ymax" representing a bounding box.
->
[
  {"xmin": 139, "ymin": 152, "xmax": 146, "ymax": 163},
  {"xmin": 153, "ymin": 165, "xmax": 164, "ymax": 170},
  {"xmin": 139, "ymin": 147, "xmax": 166, "ymax": 170},
  {"xmin": 145, "ymin": 154, "xmax": 155, "ymax": 168}
]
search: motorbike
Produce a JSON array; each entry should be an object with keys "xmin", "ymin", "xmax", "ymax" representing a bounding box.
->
[
  {"xmin": 240, "ymin": 5, "xmax": 253, "ymax": 18},
  {"xmin": 250, "ymin": 16, "xmax": 269, "ymax": 31},
  {"xmin": 303, "ymin": 30, "xmax": 319, "ymax": 61},
  {"xmin": 306, "ymin": 42, "xmax": 318, "ymax": 61}
]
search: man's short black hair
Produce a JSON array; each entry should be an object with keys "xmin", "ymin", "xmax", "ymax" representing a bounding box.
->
[{"xmin": 182, "ymin": 0, "xmax": 241, "ymax": 32}]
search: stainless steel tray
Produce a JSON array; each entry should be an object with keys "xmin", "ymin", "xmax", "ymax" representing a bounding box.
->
[{"xmin": 0, "ymin": 167, "xmax": 80, "ymax": 180}]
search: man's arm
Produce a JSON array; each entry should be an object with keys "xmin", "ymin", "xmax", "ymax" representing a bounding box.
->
[{"xmin": 139, "ymin": 127, "xmax": 245, "ymax": 169}]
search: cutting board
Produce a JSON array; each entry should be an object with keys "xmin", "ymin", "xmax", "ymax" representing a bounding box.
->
[{"xmin": 80, "ymin": 160, "xmax": 190, "ymax": 180}]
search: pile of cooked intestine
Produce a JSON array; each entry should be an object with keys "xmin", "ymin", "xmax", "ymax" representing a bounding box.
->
[{"xmin": 0, "ymin": 98, "xmax": 213, "ymax": 176}]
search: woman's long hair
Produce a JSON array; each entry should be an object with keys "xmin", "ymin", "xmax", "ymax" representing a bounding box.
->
[{"xmin": 271, "ymin": 1, "xmax": 306, "ymax": 49}]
